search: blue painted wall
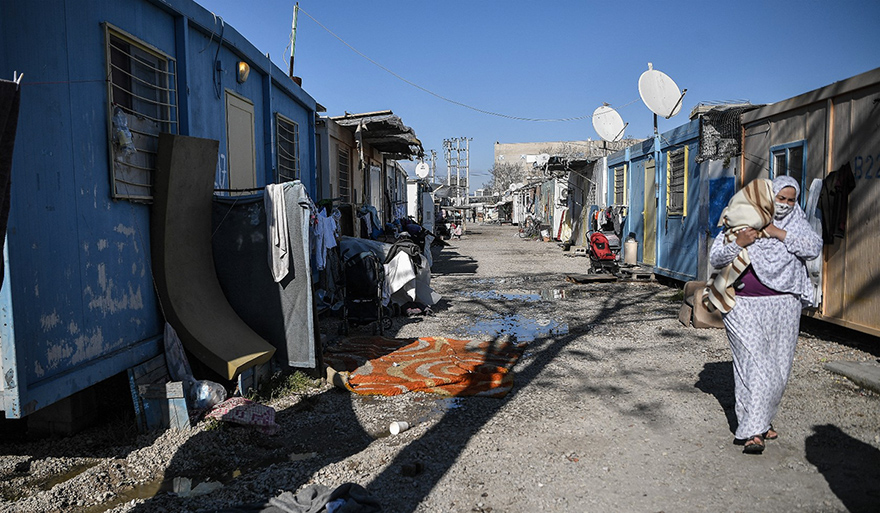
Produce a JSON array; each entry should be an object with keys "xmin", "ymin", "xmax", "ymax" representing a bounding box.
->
[
  {"xmin": 603, "ymin": 119, "xmax": 737, "ymax": 283},
  {"xmin": 655, "ymin": 120, "xmax": 702, "ymax": 281},
  {"xmin": 0, "ymin": 0, "xmax": 318, "ymax": 417}
]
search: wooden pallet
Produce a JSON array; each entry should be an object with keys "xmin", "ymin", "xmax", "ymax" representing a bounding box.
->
[
  {"xmin": 127, "ymin": 354, "xmax": 190, "ymax": 432},
  {"xmin": 618, "ymin": 266, "xmax": 654, "ymax": 281}
]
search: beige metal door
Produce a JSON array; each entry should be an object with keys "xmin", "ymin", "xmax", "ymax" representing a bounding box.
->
[
  {"xmin": 225, "ymin": 91, "xmax": 256, "ymax": 194},
  {"xmin": 643, "ymin": 161, "xmax": 657, "ymax": 265}
]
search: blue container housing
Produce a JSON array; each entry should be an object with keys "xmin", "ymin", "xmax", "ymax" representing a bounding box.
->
[
  {"xmin": 0, "ymin": 0, "xmax": 318, "ymax": 418},
  {"xmin": 606, "ymin": 119, "xmax": 737, "ymax": 283}
]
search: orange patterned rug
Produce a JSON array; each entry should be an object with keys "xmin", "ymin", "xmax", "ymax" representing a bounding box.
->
[{"xmin": 323, "ymin": 336, "xmax": 523, "ymax": 398}]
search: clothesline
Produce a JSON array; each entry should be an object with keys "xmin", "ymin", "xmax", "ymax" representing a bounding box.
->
[{"xmin": 214, "ymin": 186, "xmax": 265, "ymax": 192}]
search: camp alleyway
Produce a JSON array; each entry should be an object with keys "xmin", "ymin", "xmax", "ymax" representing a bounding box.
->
[{"xmin": 2, "ymin": 223, "xmax": 880, "ymax": 513}]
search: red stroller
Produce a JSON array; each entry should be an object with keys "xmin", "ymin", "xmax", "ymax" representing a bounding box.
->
[{"xmin": 588, "ymin": 232, "xmax": 620, "ymax": 274}]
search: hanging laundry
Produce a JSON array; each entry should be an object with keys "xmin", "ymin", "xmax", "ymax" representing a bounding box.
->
[
  {"xmin": 264, "ymin": 183, "xmax": 289, "ymax": 282},
  {"xmin": 313, "ymin": 207, "xmax": 338, "ymax": 271},
  {"xmin": 818, "ymin": 162, "xmax": 855, "ymax": 244}
]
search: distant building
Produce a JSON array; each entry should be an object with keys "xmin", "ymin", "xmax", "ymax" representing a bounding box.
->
[{"xmin": 493, "ymin": 139, "xmax": 638, "ymax": 175}]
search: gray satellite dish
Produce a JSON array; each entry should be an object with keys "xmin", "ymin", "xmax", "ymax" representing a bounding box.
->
[
  {"xmin": 638, "ymin": 63, "xmax": 686, "ymax": 119},
  {"xmin": 415, "ymin": 162, "xmax": 430, "ymax": 179},
  {"xmin": 592, "ymin": 105, "xmax": 627, "ymax": 142}
]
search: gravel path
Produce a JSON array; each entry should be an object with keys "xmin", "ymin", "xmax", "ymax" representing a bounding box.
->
[{"xmin": 2, "ymin": 224, "xmax": 878, "ymax": 513}]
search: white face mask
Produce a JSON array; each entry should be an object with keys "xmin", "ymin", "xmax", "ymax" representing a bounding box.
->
[{"xmin": 774, "ymin": 202, "xmax": 793, "ymax": 219}]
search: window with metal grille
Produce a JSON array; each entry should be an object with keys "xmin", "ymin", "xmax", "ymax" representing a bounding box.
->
[
  {"xmin": 105, "ymin": 24, "xmax": 178, "ymax": 201},
  {"xmin": 613, "ymin": 165, "xmax": 627, "ymax": 205},
  {"xmin": 276, "ymin": 114, "xmax": 300, "ymax": 181},
  {"xmin": 667, "ymin": 146, "xmax": 688, "ymax": 216},
  {"xmin": 337, "ymin": 145, "xmax": 350, "ymax": 202}
]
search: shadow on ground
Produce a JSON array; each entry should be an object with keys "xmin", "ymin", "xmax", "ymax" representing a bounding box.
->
[
  {"xmin": 112, "ymin": 246, "xmax": 661, "ymax": 512},
  {"xmin": 694, "ymin": 361, "xmax": 737, "ymax": 435},
  {"xmin": 805, "ymin": 424, "xmax": 880, "ymax": 513}
]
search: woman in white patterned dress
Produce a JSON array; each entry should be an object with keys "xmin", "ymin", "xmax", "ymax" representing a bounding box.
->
[{"xmin": 709, "ymin": 175, "xmax": 822, "ymax": 454}]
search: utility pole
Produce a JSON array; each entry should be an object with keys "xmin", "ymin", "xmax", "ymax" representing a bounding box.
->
[
  {"xmin": 465, "ymin": 137, "xmax": 472, "ymax": 201},
  {"xmin": 455, "ymin": 138, "xmax": 461, "ymax": 207},
  {"xmin": 443, "ymin": 137, "xmax": 472, "ymax": 207},
  {"xmin": 443, "ymin": 139, "xmax": 452, "ymax": 187}
]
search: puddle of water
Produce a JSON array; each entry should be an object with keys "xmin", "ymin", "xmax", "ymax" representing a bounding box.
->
[
  {"xmin": 460, "ymin": 315, "xmax": 569, "ymax": 343},
  {"xmin": 37, "ymin": 461, "xmax": 99, "ymax": 491},
  {"xmin": 459, "ymin": 290, "xmax": 542, "ymax": 302},
  {"xmin": 81, "ymin": 451, "xmax": 319, "ymax": 512},
  {"xmin": 82, "ymin": 478, "xmax": 172, "ymax": 513},
  {"xmin": 469, "ymin": 276, "xmax": 543, "ymax": 285},
  {"xmin": 460, "ymin": 288, "xmax": 593, "ymax": 302}
]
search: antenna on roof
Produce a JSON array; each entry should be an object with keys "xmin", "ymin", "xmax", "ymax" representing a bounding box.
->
[{"xmin": 289, "ymin": 3, "xmax": 299, "ymax": 79}]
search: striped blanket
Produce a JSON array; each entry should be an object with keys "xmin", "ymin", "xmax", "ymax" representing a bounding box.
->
[
  {"xmin": 704, "ymin": 178, "xmax": 774, "ymax": 313},
  {"xmin": 323, "ymin": 336, "xmax": 522, "ymax": 398}
]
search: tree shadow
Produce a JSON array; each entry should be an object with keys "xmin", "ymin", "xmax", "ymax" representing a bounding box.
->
[
  {"xmin": 804, "ymin": 424, "xmax": 880, "ymax": 513},
  {"xmin": 123, "ymin": 386, "xmax": 375, "ymax": 512},
  {"xmin": 431, "ymin": 252, "xmax": 479, "ymax": 276},
  {"xmin": 119, "ymin": 248, "xmax": 650, "ymax": 512},
  {"xmin": 694, "ymin": 361, "xmax": 737, "ymax": 434}
]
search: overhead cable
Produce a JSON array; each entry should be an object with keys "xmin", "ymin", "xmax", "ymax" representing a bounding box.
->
[{"xmin": 297, "ymin": 7, "xmax": 635, "ymax": 123}]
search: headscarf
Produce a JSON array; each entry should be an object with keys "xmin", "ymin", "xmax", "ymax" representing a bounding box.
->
[
  {"xmin": 772, "ymin": 175, "xmax": 799, "ymax": 220},
  {"xmin": 772, "ymin": 174, "xmax": 799, "ymax": 197},
  {"xmin": 748, "ymin": 175, "xmax": 819, "ymax": 304}
]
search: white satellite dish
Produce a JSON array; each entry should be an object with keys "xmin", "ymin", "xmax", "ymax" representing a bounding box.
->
[
  {"xmin": 415, "ymin": 162, "xmax": 430, "ymax": 179},
  {"xmin": 592, "ymin": 105, "xmax": 627, "ymax": 142},
  {"xmin": 638, "ymin": 63, "xmax": 687, "ymax": 119}
]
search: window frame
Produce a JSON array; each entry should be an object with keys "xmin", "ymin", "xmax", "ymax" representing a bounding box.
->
[
  {"xmin": 336, "ymin": 144, "xmax": 351, "ymax": 202},
  {"xmin": 770, "ymin": 140, "xmax": 807, "ymax": 207},
  {"xmin": 613, "ymin": 164, "xmax": 627, "ymax": 206},
  {"xmin": 666, "ymin": 146, "xmax": 689, "ymax": 217},
  {"xmin": 275, "ymin": 113, "xmax": 300, "ymax": 182},
  {"xmin": 104, "ymin": 23, "xmax": 178, "ymax": 201}
]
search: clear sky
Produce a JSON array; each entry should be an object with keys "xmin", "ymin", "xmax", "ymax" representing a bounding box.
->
[{"xmin": 199, "ymin": 0, "xmax": 879, "ymax": 189}]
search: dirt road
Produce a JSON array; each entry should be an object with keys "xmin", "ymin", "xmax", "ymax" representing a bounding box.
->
[{"xmin": 2, "ymin": 224, "xmax": 879, "ymax": 512}]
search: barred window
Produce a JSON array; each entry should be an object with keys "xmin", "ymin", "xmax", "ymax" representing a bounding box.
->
[
  {"xmin": 613, "ymin": 165, "xmax": 627, "ymax": 205},
  {"xmin": 337, "ymin": 145, "xmax": 350, "ymax": 202},
  {"xmin": 667, "ymin": 146, "xmax": 688, "ymax": 216},
  {"xmin": 105, "ymin": 24, "xmax": 178, "ymax": 201},
  {"xmin": 276, "ymin": 114, "xmax": 300, "ymax": 181}
]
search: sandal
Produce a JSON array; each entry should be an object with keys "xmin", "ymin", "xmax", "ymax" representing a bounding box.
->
[
  {"xmin": 743, "ymin": 435, "xmax": 765, "ymax": 454},
  {"xmin": 762, "ymin": 426, "xmax": 778, "ymax": 440}
]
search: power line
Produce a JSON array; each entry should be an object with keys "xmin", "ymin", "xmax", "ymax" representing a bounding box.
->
[{"xmin": 297, "ymin": 7, "xmax": 634, "ymax": 123}]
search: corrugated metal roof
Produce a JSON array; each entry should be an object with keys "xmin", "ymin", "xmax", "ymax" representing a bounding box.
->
[{"xmin": 330, "ymin": 111, "xmax": 423, "ymax": 160}]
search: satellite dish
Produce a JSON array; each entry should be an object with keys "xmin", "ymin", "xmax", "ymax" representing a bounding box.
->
[
  {"xmin": 415, "ymin": 162, "xmax": 430, "ymax": 179},
  {"xmin": 592, "ymin": 105, "xmax": 627, "ymax": 142},
  {"xmin": 638, "ymin": 63, "xmax": 687, "ymax": 119}
]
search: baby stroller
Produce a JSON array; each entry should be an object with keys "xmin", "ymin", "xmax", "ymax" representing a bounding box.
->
[
  {"xmin": 340, "ymin": 251, "xmax": 392, "ymax": 335},
  {"xmin": 588, "ymin": 232, "xmax": 620, "ymax": 274}
]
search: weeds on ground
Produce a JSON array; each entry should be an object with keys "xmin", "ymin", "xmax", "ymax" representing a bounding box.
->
[
  {"xmin": 662, "ymin": 290, "xmax": 685, "ymax": 302},
  {"xmin": 203, "ymin": 419, "xmax": 225, "ymax": 432},
  {"xmin": 248, "ymin": 371, "xmax": 320, "ymax": 402}
]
